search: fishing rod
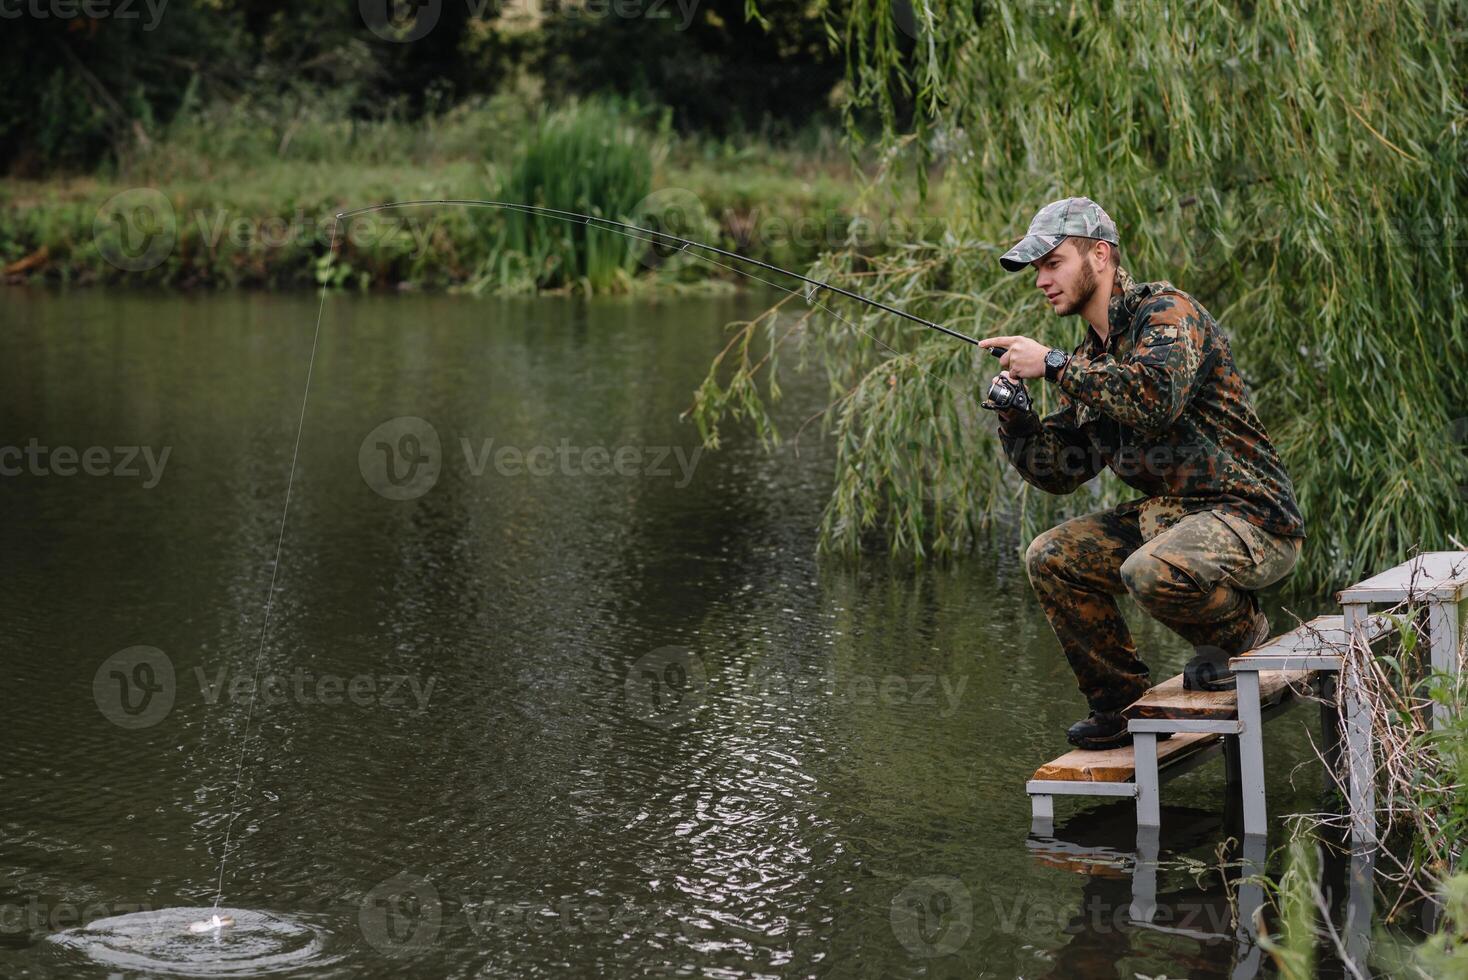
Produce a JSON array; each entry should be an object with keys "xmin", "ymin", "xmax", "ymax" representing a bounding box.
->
[{"xmin": 334, "ymin": 199, "xmax": 1009, "ymax": 357}]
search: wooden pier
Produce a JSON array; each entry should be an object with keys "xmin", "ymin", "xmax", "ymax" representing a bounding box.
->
[{"xmin": 1026, "ymin": 551, "xmax": 1468, "ymax": 840}]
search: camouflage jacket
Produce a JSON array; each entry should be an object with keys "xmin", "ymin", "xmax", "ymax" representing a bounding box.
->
[{"xmin": 997, "ymin": 267, "xmax": 1306, "ymax": 540}]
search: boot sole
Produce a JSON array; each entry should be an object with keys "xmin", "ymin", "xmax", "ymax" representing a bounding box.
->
[
  {"xmin": 1065, "ymin": 728, "xmax": 1175, "ymax": 750},
  {"xmin": 1067, "ymin": 731, "xmax": 1132, "ymax": 750}
]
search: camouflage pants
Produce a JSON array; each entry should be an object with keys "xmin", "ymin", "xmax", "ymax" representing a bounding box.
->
[{"xmin": 1025, "ymin": 500, "xmax": 1303, "ymax": 712}]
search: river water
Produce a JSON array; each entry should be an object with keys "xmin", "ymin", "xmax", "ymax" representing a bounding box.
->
[{"xmin": 1, "ymin": 287, "xmax": 1355, "ymax": 977}]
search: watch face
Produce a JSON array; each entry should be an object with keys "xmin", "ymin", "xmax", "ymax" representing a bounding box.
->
[{"xmin": 1045, "ymin": 349, "xmax": 1066, "ymax": 367}]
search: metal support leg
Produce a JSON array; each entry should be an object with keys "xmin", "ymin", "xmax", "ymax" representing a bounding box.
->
[
  {"xmin": 1236, "ymin": 670, "xmax": 1268, "ymax": 837},
  {"xmin": 1232, "ymin": 833, "xmax": 1268, "ymax": 980},
  {"xmin": 1030, "ymin": 794, "xmax": 1053, "ymax": 837},
  {"xmin": 1131, "ymin": 826, "xmax": 1160, "ymax": 923},
  {"xmin": 1342, "ymin": 602, "xmax": 1376, "ymax": 847},
  {"xmin": 1134, "ymin": 733, "xmax": 1160, "ymax": 828},
  {"xmin": 1344, "ymin": 846, "xmax": 1375, "ymax": 971},
  {"xmin": 1427, "ymin": 598, "xmax": 1462, "ymax": 731}
]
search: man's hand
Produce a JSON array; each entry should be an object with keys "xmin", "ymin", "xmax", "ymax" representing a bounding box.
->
[{"xmin": 977, "ymin": 335, "xmax": 1049, "ymax": 380}]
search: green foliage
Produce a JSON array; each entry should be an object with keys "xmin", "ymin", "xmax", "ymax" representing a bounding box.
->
[
  {"xmin": 477, "ymin": 100, "xmax": 657, "ymax": 293},
  {"xmin": 538, "ymin": 0, "xmax": 847, "ymax": 136},
  {"xmin": 0, "ymin": 1, "xmax": 525, "ymax": 175},
  {"xmin": 3, "ymin": 93, "xmax": 907, "ymax": 292},
  {"xmin": 1415, "ymin": 873, "xmax": 1468, "ymax": 977},
  {"xmin": 699, "ymin": 0, "xmax": 1468, "ymax": 595},
  {"xmin": 1258, "ymin": 834, "xmax": 1319, "ymax": 979}
]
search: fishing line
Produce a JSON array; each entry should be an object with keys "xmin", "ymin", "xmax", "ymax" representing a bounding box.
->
[
  {"xmin": 205, "ymin": 199, "xmax": 1006, "ymax": 921},
  {"xmin": 206, "ymin": 217, "xmax": 340, "ymax": 921}
]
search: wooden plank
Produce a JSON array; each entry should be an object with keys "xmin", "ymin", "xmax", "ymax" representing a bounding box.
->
[
  {"xmin": 1123, "ymin": 614, "xmax": 1393, "ymax": 721},
  {"xmin": 1123, "ymin": 668, "xmax": 1314, "ymax": 721},
  {"xmin": 1336, "ymin": 551, "xmax": 1468, "ymax": 603},
  {"xmin": 1032, "ymin": 731, "xmax": 1218, "ymax": 783}
]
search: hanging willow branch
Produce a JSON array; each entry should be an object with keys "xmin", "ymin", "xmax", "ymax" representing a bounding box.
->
[{"xmin": 693, "ymin": 0, "xmax": 1468, "ymax": 595}]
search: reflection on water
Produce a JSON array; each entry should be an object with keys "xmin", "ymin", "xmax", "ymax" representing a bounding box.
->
[{"xmin": 1, "ymin": 286, "xmax": 1346, "ymax": 978}]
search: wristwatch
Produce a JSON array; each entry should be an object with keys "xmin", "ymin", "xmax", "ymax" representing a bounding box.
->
[{"xmin": 1043, "ymin": 347, "xmax": 1070, "ymax": 383}]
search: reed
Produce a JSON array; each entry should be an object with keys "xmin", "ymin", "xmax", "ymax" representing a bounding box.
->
[{"xmin": 480, "ymin": 99, "xmax": 656, "ymax": 294}]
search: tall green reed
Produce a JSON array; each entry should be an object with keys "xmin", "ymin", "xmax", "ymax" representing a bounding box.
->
[{"xmin": 482, "ymin": 99, "xmax": 657, "ymax": 293}]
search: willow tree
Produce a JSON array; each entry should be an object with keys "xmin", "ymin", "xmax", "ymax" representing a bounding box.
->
[{"xmin": 693, "ymin": 0, "xmax": 1467, "ymax": 595}]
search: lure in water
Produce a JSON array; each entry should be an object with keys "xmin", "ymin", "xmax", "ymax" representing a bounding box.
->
[{"xmin": 187, "ymin": 914, "xmax": 235, "ymax": 934}]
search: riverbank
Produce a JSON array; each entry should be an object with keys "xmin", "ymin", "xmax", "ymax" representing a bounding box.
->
[{"xmin": 0, "ymin": 97, "xmax": 952, "ymax": 293}]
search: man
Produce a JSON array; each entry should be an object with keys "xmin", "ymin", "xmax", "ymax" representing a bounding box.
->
[{"xmin": 977, "ymin": 197, "xmax": 1306, "ymax": 750}]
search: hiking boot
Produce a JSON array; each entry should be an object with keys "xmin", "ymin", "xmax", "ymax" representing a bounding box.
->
[
  {"xmin": 1183, "ymin": 607, "xmax": 1272, "ymax": 692},
  {"xmin": 1066, "ymin": 711, "xmax": 1130, "ymax": 749},
  {"xmin": 1066, "ymin": 709, "xmax": 1175, "ymax": 750}
]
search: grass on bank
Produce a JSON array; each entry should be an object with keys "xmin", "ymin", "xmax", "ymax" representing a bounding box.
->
[{"xmin": 0, "ymin": 93, "xmax": 950, "ymax": 293}]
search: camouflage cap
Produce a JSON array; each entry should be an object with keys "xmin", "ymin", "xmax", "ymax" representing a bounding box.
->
[{"xmin": 999, "ymin": 197, "xmax": 1119, "ymax": 272}]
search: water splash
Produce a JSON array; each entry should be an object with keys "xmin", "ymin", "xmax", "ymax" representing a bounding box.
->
[{"xmin": 47, "ymin": 907, "xmax": 340, "ymax": 976}]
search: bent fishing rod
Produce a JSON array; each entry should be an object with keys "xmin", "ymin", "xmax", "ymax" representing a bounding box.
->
[{"xmin": 334, "ymin": 199, "xmax": 1008, "ymax": 357}]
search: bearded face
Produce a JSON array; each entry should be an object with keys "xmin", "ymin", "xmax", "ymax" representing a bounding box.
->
[{"xmin": 1034, "ymin": 240, "xmax": 1102, "ymax": 316}]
